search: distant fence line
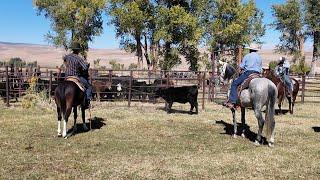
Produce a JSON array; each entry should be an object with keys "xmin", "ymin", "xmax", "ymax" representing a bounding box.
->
[{"xmin": 0, "ymin": 66, "xmax": 320, "ymax": 108}]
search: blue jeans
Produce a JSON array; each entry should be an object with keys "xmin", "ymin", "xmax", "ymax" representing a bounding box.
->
[
  {"xmin": 229, "ymin": 70, "xmax": 259, "ymax": 104},
  {"xmin": 281, "ymin": 74, "xmax": 293, "ymax": 92},
  {"xmin": 79, "ymin": 77, "xmax": 92, "ymax": 100}
]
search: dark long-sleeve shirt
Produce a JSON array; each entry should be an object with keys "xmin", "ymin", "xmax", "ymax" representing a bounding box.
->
[{"xmin": 63, "ymin": 53, "xmax": 88, "ymax": 77}]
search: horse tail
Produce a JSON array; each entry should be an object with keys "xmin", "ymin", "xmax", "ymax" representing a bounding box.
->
[
  {"xmin": 55, "ymin": 85, "xmax": 67, "ymax": 118},
  {"xmin": 265, "ymin": 83, "xmax": 277, "ymax": 139}
]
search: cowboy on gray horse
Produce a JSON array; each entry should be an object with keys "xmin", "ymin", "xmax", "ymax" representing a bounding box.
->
[
  {"xmin": 275, "ymin": 56, "xmax": 293, "ymax": 97},
  {"xmin": 223, "ymin": 44, "xmax": 263, "ymax": 109},
  {"xmin": 63, "ymin": 42, "xmax": 92, "ymax": 109}
]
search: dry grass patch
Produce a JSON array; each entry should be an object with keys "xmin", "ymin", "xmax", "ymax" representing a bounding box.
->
[{"xmin": 0, "ymin": 100, "xmax": 319, "ymax": 179}]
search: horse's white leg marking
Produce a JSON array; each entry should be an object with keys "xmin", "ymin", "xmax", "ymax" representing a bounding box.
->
[
  {"xmin": 57, "ymin": 121, "xmax": 62, "ymax": 136},
  {"xmin": 62, "ymin": 120, "xmax": 67, "ymax": 138}
]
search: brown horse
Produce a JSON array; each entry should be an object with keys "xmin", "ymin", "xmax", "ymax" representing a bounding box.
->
[
  {"xmin": 263, "ymin": 69, "xmax": 299, "ymax": 114},
  {"xmin": 54, "ymin": 66, "xmax": 89, "ymax": 138}
]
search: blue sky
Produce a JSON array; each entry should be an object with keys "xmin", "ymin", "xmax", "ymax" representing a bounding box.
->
[{"xmin": 0, "ymin": 0, "xmax": 311, "ymax": 50}]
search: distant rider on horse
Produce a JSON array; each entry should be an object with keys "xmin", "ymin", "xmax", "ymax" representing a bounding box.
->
[
  {"xmin": 275, "ymin": 56, "xmax": 293, "ymax": 97},
  {"xmin": 223, "ymin": 44, "xmax": 263, "ymax": 109},
  {"xmin": 63, "ymin": 42, "xmax": 92, "ymax": 109}
]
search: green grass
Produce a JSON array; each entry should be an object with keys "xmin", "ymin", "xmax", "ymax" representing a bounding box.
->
[{"xmin": 0, "ymin": 100, "xmax": 319, "ymax": 179}]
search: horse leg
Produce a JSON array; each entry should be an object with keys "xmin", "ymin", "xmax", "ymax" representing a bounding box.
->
[
  {"xmin": 72, "ymin": 107, "xmax": 77, "ymax": 135},
  {"xmin": 231, "ymin": 108, "xmax": 237, "ymax": 138},
  {"xmin": 57, "ymin": 106, "xmax": 62, "ymax": 137},
  {"xmin": 278, "ymin": 100, "xmax": 282, "ymax": 115},
  {"xmin": 287, "ymin": 96, "xmax": 292, "ymax": 114},
  {"xmin": 254, "ymin": 107, "xmax": 264, "ymax": 145},
  {"xmin": 63, "ymin": 107, "xmax": 72, "ymax": 139},
  {"xmin": 241, "ymin": 107, "xmax": 246, "ymax": 138},
  {"xmin": 81, "ymin": 106, "xmax": 88, "ymax": 131}
]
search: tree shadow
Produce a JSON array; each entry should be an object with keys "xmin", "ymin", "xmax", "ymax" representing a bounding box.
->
[
  {"xmin": 156, "ymin": 107, "xmax": 197, "ymax": 115},
  {"xmin": 312, "ymin": 127, "xmax": 320, "ymax": 133},
  {"xmin": 68, "ymin": 117, "xmax": 106, "ymax": 135},
  {"xmin": 215, "ymin": 120, "xmax": 267, "ymax": 144}
]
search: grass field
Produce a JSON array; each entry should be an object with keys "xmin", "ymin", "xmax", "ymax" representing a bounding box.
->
[{"xmin": 0, "ymin": 100, "xmax": 319, "ymax": 179}]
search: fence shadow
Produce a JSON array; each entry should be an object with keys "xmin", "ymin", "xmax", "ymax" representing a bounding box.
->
[
  {"xmin": 312, "ymin": 127, "xmax": 320, "ymax": 133},
  {"xmin": 68, "ymin": 117, "xmax": 106, "ymax": 135},
  {"xmin": 215, "ymin": 120, "xmax": 267, "ymax": 144}
]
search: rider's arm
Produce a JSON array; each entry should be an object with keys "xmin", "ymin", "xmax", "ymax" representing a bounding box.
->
[
  {"xmin": 239, "ymin": 55, "xmax": 248, "ymax": 72},
  {"xmin": 78, "ymin": 58, "xmax": 88, "ymax": 70}
]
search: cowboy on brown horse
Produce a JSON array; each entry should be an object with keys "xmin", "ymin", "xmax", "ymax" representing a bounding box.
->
[
  {"xmin": 275, "ymin": 56, "xmax": 293, "ymax": 97},
  {"xmin": 63, "ymin": 42, "xmax": 92, "ymax": 109}
]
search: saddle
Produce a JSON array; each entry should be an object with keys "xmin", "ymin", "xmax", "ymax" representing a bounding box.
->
[
  {"xmin": 66, "ymin": 76, "xmax": 85, "ymax": 92},
  {"xmin": 237, "ymin": 73, "xmax": 262, "ymax": 97}
]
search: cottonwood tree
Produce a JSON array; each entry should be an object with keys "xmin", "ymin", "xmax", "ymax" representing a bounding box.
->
[
  {"xmin": 109, "ymin": 0, "xmax": 206, "ymax": 71},
  {"xmin": 34, "ymin": 0, "xmax": 106, "ymax": 56},
  {"xmin": 153, "ymin": 0, "xmax": 204, "ymax": 70},
  {"xmin": 108, "ymin": 0, "xmax": 153, "ymax": 69},
  {"xmin": 272, "ymin": 0, "xmax": 306, "ymax": 63},
  {"xmin": 204, "ymin": 0, "xmax": 265, "ymax": 66},
  {"xmin": 304, "ymin": 0, "xmax": 320, "ymax": 76}
]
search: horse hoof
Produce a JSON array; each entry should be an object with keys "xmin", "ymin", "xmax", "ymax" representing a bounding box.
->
[
  {"xmin": 232, "ymin": 134, "xmax": 237, "ymax": 138},
  {"xmin": 241, "ymin": 133, "xmax": 246, "ymax": 138},
  {"xmin": 268, "ymin": 142, "xmax": 274, "ymax": 148},
  {"xmin": 254, "ymin": 140, "xmax": 260, "ymax": 146},
  {"xmin": 57, "ymin": 133, "xmax": 62, "ymax": 137}
]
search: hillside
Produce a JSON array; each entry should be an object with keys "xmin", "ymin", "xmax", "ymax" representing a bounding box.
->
[{"xmin": 0, "ymin": 42, "xmax": 318, "ymax": 72}]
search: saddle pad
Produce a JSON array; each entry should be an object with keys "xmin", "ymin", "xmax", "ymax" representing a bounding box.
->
[
  {"xmin": 66, "ymin": 76, "xmax": 85, "ymax": 92},
  {"xmin": 240, "ymin": 73, "xmax": 262, "ymax": 90},
  {"xmin": 237, "ymin": 73, "xmax": 262, "ymax": 103}
]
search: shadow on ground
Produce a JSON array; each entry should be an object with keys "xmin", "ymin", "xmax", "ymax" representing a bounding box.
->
[
  {"xmin": 68, "ymin": 117, "xmax": 106, "ymax": 135},
  {"xmin": 275, "ymin": 109, "xmax": 290, "ymax": 115},
  {"xmin": 312, "ymin": 127, "xmax": 320, "ymax": 133},
  {"xmin": 215, "ymin": 120, "xmax": 267, "ymax": 144},
  {"xmin": 156, "ymin": 107, "xmax": 197, "ymax": 115}
]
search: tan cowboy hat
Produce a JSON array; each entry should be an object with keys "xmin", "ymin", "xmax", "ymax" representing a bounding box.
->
[
  {"xmin": 279, "ymin": 56, "xmax": 286, "ymax": 61},
  {"xmin": 69, "ymin": 42, "xmax": 81, "ymax": 50},
  {"xmin": 245, "ymin": 43, "xmax": 260, "ymax": 51}
]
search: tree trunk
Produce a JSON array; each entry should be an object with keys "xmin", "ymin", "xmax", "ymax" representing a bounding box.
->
[
  {"xmin": 298, "ymin": 35, "xmax": 305, "ymax": 57},
  {"xmin": 164, "ymin": 42, "xmax": 171, "ymax": 70},
  {"xmin": 143, "ymin": 34, "xmax": 151, "ymax": 70},
  {"xmin": 310, "ymin": 31, "xmax": 320, "ymax": 76},
  {"xmin": 135, "ymin": 34, "xmax": 143, "ymax": 69},
  {"xmin": 235, "ymin": 45, "xmax": 243, "ymax": 67}
]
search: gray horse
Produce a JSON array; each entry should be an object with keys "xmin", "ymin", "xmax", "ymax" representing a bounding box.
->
[{"xmin": 220, "ymin": 63, "xmax": 278, "ymax": 147}]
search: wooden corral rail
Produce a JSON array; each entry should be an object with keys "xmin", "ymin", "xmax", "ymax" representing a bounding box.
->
[
  {"xmin": 1, "ymin": 65, "xmax": 320, "ymax": 107},
  {"xmin": 0, "ymin": 66, "xmax": 215, "ymax": 109}
]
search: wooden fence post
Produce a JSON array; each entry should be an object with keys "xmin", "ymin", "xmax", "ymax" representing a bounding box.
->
[
  {"xmin": 301, "ymin": 75, "xmax": 306, "ymax": 103},
  {"xmin": 49, "ymin": 71, "xmax": 52, "ymax": 103},
  {"xmin": 128, "ymin": 70, "xmax": 133, "ymax": 107},
  {"xmin": 166, "ymin": 71, "xmax": 170, "ymax": 87},
  {"xmin": 5, "ymin": 66, "xmax": 9, "ymax": 107},
  {"xmin": 211, "ymin": 51, "xmax": 216, "ymax": 102},
  {"xmin": 108, "ymin": 70, "xmax": 112, "ymax": 82},
  {"xmin": 202, "ymin": 72, "xmax": 206, "ymax": 110},
  {"xmin": 18, "ymin": 67, "xmax": 22, "ymax": 98}
]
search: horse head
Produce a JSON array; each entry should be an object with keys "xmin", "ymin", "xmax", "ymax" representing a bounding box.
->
[{"xmin": 219, "ymin": 62, "xmax": 237, "ymax": 84}]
